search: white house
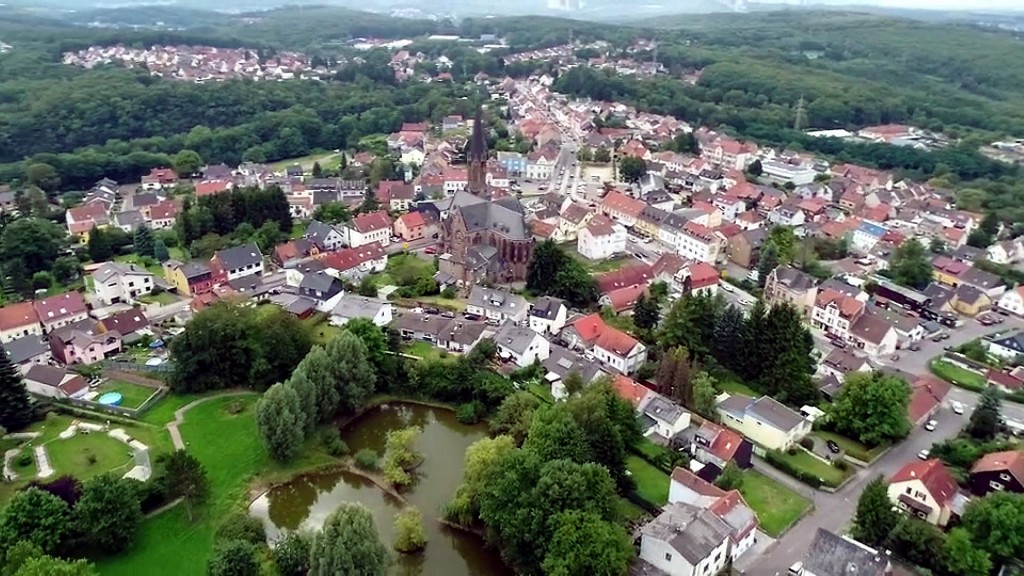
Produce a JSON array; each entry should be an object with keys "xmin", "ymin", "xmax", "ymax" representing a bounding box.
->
[
  {"xmin": 346, "ymin": 211, "xmax": 393, "ymax": 248},
  {"xmin": 466, "ymin": 286, "xmax": 530, "ymax": 324},
  {"xmin": 638, "ymin": 502, "xmax": 732, "ymax": 576},
  {"xmin": 577, "ymin": 215, "xmax": 626, "ymax": 260},
  {"xmin": 528, "ymin": 296, "xmax": 567, "ymax": 335},
  {"xmin": 329, "ymin": 295, "xmax": 394, "ymax": 327},
  {"xmin": 91, "ymin": 262, "xmax": 155, "ymax": 306},
  {"xmin": 639, "ymin": 393, "xmax": 691, "ymax": 441},
  {"xmin": 668, "ymin": 468, "xmax": 760, "ymax": 563},
  {"xmin": 676, "ymin": 221, "xmax": 720, "ymax": 264},
  {"xmin": 213, "ymin": 243, "xmax": 264, "ymax": 281},
  {"xmin": 986, "ymin": 331, "xmax": 1024, "ymax": 361},
  {"xmin": 997, "ymin": 286, "xmax": 1024, "ymax": 316},
  {"xmin": 849, "ymin": 314, "xmax": 899, "ymax": 357},
  {"xmin": 0, "ymin": 302, "xmax": 43, "ymax": 344},
  {"xmin": 23, "ymin": 365, "xmax": 89, "ymax": 400},
  {"xmin": 305, "ymin": 220, "xmax": 348, "ymax": 252},
  {"xmin": 851, "ymin": 221, "xmax": 887, "ymax": 255},
  {"xmin": 811, "ymin": 289, "xmax": 865, "ymax": 340},
  {"xmin": 495, "ymin": 323, "xmax": 551, "ymax": 368},
  {"xmin": 593, "ymin": 327, "xmax": 647, "ymax": 374},
  {"xmin": 887, "ymin": 459, "xmax": 962, "ymax": 527}
]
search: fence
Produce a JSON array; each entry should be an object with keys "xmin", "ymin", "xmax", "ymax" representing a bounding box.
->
[{"xmin": 103, "ymin": 359, "xmax": 174, "ymax": 374}]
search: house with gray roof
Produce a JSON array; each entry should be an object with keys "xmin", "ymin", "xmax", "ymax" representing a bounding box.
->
[
  {"xmin": 466, "ymin": 286, "xmax": 530, "ymax": 324},
  {"xmin": 639, "ymin": 392, "xmax": 691, "ymax": 444},
  {"xmin": 305, "ymin": 220, "xmax": 347, "ymax": 252},
  {"xmin": 542, "ymin": 345, "xmax": 609, "ymax": 400},
  {"xmin": 3, "ymin": 335, "xmax": 50, "ymax": 374},
  {"xmin": 764, "ymin": 265, "xmax": 818, "ymax": 317},
  {"xmin": 213, "ymin": 243, "xmax": 264, "ymax": 281},
  {"xmin": 796, "ymin": 528, "xmax": 890, "ymax": 576},
  {"xmin": 298, "ymin": 270, "xmax": 344, "ymax": 303},
  {"xmin": 716, "ymin": 395, "xmax": 811, "ymax": 451},
  {"xmin": 436, "ymin": 318, "xmax": 488, "ymax": 354},
  {"xmin": 529, "ymin": 296, "xmax": 567, "ymax": 335},
  {"xmin": 91, "ymin": 262, "xmax": 155, "ymax": 305},
  {"xmin": 330, "ymin": 294, "xmax": 393, "ymax": 327},
  {"xmin": 637, "ymin": 502, "xmax": 732, "ymax": 576},
  {"xmin": 114, "ymin": 209, "xmax": 146, "ymax": 232},
  {"xmin": 495, "ymin": 322, "xmax": 550, "ymax": 368}
]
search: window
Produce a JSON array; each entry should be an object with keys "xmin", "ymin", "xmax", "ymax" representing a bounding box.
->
[
  {"xmin": 989, "ymin": 481, "xmax": 1004, "ymax": 491},
  {"xmin": 664, "ymin": 553, "xmax": 672, "ymax": 562},
  {"xmin": 905, "ymin": 487, "xmax": 912, "ymax": 495},
  {"xmin": 1000, "ymin": 473, "xmax": 1011, "ymax": 481}
]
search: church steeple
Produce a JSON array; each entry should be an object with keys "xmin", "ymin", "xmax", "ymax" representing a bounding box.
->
[{"xmin": 467, "ymin": 106, "xmax": 487, "ymax": 195}]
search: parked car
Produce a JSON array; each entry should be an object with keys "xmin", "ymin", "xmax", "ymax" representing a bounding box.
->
[
  {"xmin": 951, "ymin": 401, "xmax": 964, "ymax": 415},
  {"xmin": 924, "ymin": 419, "xmax": 938, "ymax": 432},
  {"xmin": 826, "ymin": 440, "xmax": 841, "ymax": 454},
  {"xmin": 918, "ymin": 449, "xmax": 930, "ymax": 460},
  {"xmin": 979, "ymin": 315, "xmax": 995, "ymax": 326},
  {"xmin": 908, "ymin": 342, "xmax": 922, "ymax": 351},
  {"xmin": 996, "ymin": 307, "xmax": 1010, "ymax": 316},
  {"xmin": 424, "ymin": 246, "xmax": 437, "ymax": 255},
  {"xmin": 423, "ymin": 307, "xmax": 440, "ymax": 315},
  {"xmin": 720, "ymin": 283, "xmax": 735, "ymax": 293},
  {"xmin": 738, "ymin": 297, "xmax": 755, "ymax": 307}
]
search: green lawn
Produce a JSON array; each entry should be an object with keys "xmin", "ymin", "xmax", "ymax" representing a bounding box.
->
[
  {"xmin": 46, "ymin": 433, "xmax": 136, "ymax": 481},
  {"xmin": 526, "ymin": 381, "xmax": 555, "ymax": 404},
  {"xmin": 813, "ymin": 431, "xmax": 886, "ymax": 463},
  {"xmin": 269, "ymin": 150, "xmax": 338, "ymax": 172},
  {"xmin": 139, "ymin": 291, "xmax": 178, "ymax": 305},
  {"xmin": 618, "ymin": 498, "xmax": 650, "ymax": 522},
  {"xmin": 98, "ymin": 380, "xmax": 160, "ymax": 410},
  {"xmin": 168, "ymin": 246, "xmax": 187, "ymax": 261},
  {"xmin": 403, "ymin": 340, "xmax": 445, "ymax": 360},
  {"xmin": 708, "ymin": 366, "xmax": 760, "ymax": 398},
  {"xmin": 289, "ymin": 220, "xmax": 308, "ymax": 240},
  {"xmin": 571, "ymin": 250, "xmax": 636, "ymax": 273},
  {"xmin": 929, "ymin": 358, "xmax": 987, "ymax": 391},
  {"xmin": 774, "ymin": 449, "xmax": 851, "ymax": 487},
  {"xmin": 409, "ymin": 294, "xmax": 467, "ymax": 311},
  {"xmin": 98, "ymin": 394, "xmax": 334, "ymax": 576},
  {"xmin": 627, "ymin": 455, "xmax": 670, "ymax": 506},
  {"xmin": 299, "ymin": 313, "xmax": 343, "ymax": 346},
  {"xmin": 113, "ymin": 254, "xmax": 163, "ymax": 276},
  {"xmin": 738, "ymin": 471, "xmax": 811, "ymax": 537}
]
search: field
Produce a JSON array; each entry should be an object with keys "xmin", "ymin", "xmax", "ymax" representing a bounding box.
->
[
  {"xmin": 97, "ymin": 379, "xmax": 160, "ymax": 410},
  {"xmin": 98, "ymin": 394, "xmax": 335, "ymax": 576},
  {"xmin": 626, "ymin": 455, "xmax": 670, "ymax": 506},
  {"xmin": 737, "ymin": 471, "xmax": 811, "ymax": 536},
  {"xmin": 567, "ymin": 247, "xmax": 637, "ymax": 274},
  {"xmin": 269, "ymin": 150, "xmax": 340, "ymax": 172},
  {"xmin": 46, "ymin": 433, "xmax": 136, "ymax": 481},
  {"xmin": 929, "ymin": 358, "xmax": 987, "ymax": 391},
  {"xmin": 138, "ymin": 291, "xmax": 178, "ymax": 305},
  {"xmin": 301, "ymin": 313, "xmax": 343, "ymax": 346}
]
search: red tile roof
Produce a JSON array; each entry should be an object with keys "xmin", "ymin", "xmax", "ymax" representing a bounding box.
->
[
  {"xmin": 603, "ymin": 284, "xmax": 647, "ymax": 313},
  {"xmin": 397, "ymin": 211, "xmax": 425, "ymax": 229},
  {"xmin": 601, "ymin": 191, "xmax": 646, "ymax": 218},
  {"xmin": 613, "ymin": 375, "xmax": 653, "ymax": 407},
  {"xmin": 708, "ymin": 424, "xmax": 744, "ymax": 462},
  {"xmin": 687, "ymin": 262, "xmax": 720, "ymax": 290},
  {"xmin": 530, "ymin": 220, "xmax": 557, "ymax": 239},
  {"xmin": 970, "ymin": 450, "xmax": 1024, "ymax": 482},
  {"xmin": 889, "ymin": 459, "xmax": 959, "ymax": 507},
  {"xmin": 907, "ymin": 375, "xmax": 951, "ymax": 424},
  {"xmin": 671, "ymin": 467, "xmax": 726, "ymax": 498},
  {"xmin": 571, "ymin": 313, "xmax": 605, "ymax": 344},
  {"xmin": 595, "ymin": 264, "xmax": 654, "ymax": 294},
  {"xmin": 194, "ymin": 180, "xmax": 231, "ymax": 197},
  {"xmin": 815, "ymin": 288, "xmax": 865, "ymax": 319},
  {"xmin": 351, "ymin": 211, "xmax": 392, "ymax": 234},
  {"xmin": 595, "ymin": 326, "xmax": 640, "ymax": 356},
  {"xmin": 33, "ymin": 292, "xmax": 87, "ymax": 324},
  {"xmin": 320, "ymin": 242, "xmax": 386, "ymax": 273},
  {"xmin": 149, "ymin": 200, "xmax": 180, "ymax": 221},
  {"xmin": 986, "ymin": 368, "xmax": 1024, "ymax": 390},
  {"xmin": 67, "ymin": 203, "xmax": 107, "ymax": 223},
  {"xmin": 0, "ymin": 301, "xmax": 40, "ymax": 331}
]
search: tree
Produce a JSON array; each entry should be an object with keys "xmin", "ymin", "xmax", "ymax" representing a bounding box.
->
[
  {"xmin": 13, "ymin": 556, "xmax": 97, "ymax": 576},
  {"xmin": 309, "ymin": 503, "xmax": 390, "ymax": 576},
  {"xmin": 313, "ymin": 202, "xmax": 351, "ymax": 225},
  {"xmin": 562, "ymin": 371, "xmax": 586, "ymax": 397},
  {"xmin": 526, "ymin": 240, "xmax": 598, "ymax": 309},
  {"xmin": 162, "ymin": 450, "xmax": 210, "ymax": 522},
  {"xmin": 594, "ymin": 146, "xmax": 611, "ymax": 163},
  {"xmin": 657, "ymin": 347, "xmax": 694, "ymax": 408},
  {"xmin": 540, "ymin": 511, "xmax": 633, "ymax": 576},
  {"xmin": 888, "ymin": 239, "xmax": 933, "ymax": 289},
  {"xmin": 960, "ymin": 492, "xmax": 1024, "ymax": 565},
  {"xmin": 381, "ymin": 426, "xmax": 422, "ymax": 487},
  {"xmin": 446, "ymin": 435, "xmax": 516, "ymax": 526},
  {"xmin": 172, "ymin": 150, "xmax": 203, "ymax": 177},
  {"xmin": 890, "ymin": 518, "xmax": 946, "ymax": 569},
  {"xmin": 756, "ymin": 241, "xmax": 780, "ymax": 288},
  {"xmin": 829, "ymin": 372, "xmax": 911, "ymax": 446},
  {"xmin": 0, "ymin": 345, "xmax": 35, "ymax": 431},
  {"xmin": 523, "ymin": 405, "xmax": 589, "ymax": 464},
  {"xmin": 490, "ymin": 392, "xmax": 541, "ymax": 445},
  {"xmin": 618, "ymin": 156, "xmax": 646, "ymax": 183},
  {"xmin": 133, "ymin": 225, "xmax": 154, "ymax": 257},
  {"xmin": 294, "ymin": 346, "xmax": 340, "ymax": 423},
  {"xmin": 24, "ymin": 163, "xmax": 60, "ymax": 193},
  {"xmin": 929, "ymin": 237, "xmax": 947, "ymax": 254},
  {"xmin": 1, "ymin": 218, "xmax": 66, "ymax": 275},
  {"xmin": 759, "ymin": 303, "xmax": 818, "ymax": 405},
  {"xmin": 153, "ymin": 237, "xmax": 170, "ymax": 262},
  {"xmin": 0, "ymin": 488, "xmax": 70, "ymax": 554},
  {"xmin": 311, "ymin": 161, "xmax": 323, "ymax": 178},
  {"xmin": 87, "ymin": 226, "xmax": 114, "ymax": 262},
  {"xmin": 272, "ymin": 532, "xmax": 311, "ymax": 576},
  {"xmin": 633, "ymin": 292, "xmax": 660, "ymax": 333},
  {"xmin": 73, "ymin": 474, "xmax": 143, "ymax": 554},
  {"xmin": 966, "ymin": 386, "xmax": 1001, "ymax": 440},
  {"xmin": 690, "ymin": 371, "xmax": 719, "ymax": 418},
  {"xmin": 768, "ymin": 227, "xmax": 797, "ymax": 264},
  {"xmin": 207, "ymin": 539, "xmax": 260, "ymax": 576},
  {"xmin": 392, "ymin": 507, "xmax": 426, "ymax": 553},
  {"xmin": 714, "ymin": 462, "xmax": 744, "ymax": 491},
  {"xmin": 256, "ymin": 383, "xmax": 307, "ymax": 462},
  {"xmin": 851, "ymin": 476, "xmax": 900, "ymax": 547},
  {"xmin": 324, "ymin": 332, "xmax": 377, "ymax": 414},
  {"xmin": 942, "ymin": 528, "xmax": 992, "ymax": 576},
  {"xmin": 51, "ymin": 256, "xmax": 82, "ymax": 284},
  {"xmin": 746, "ymin": 159, "xmax": 763, "ymax": 177}
]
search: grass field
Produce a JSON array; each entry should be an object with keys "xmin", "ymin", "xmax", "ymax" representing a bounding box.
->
[
  {"xmin": 301, "ymin": 313, "xmax": 343, "ymax": 346},
  {"xmin": 774, "ymin": 449, "xmax": 851, "ymax": 487},
  {"xmin": 738, "ymin": 471, "xmax": 811, "ymax": 536},
  {"xmin": 813, "ymin": 431, "xmax": 886, "ymax": 463},
  {"xmin": 46, "ymin": 433, "xmax": 136, "ymax": 481},
  {"xmin": 269, "ymin": 150, "xmax": 339, "ymax": 172},
  {"xmin": 98, "ymin": 380, "xmax": 160, "ymax": 410},
  {"xmin": 114, "ymin": 254, "xmax": 163, "ymax": 276},
  {"xmin": 929, "ymin": 358, "xmax": 987, "ymax": 391},
  {"xmin": 403, "ymin": 340, "xmax": 445, "ymax": 360},
  {"xmin": 626, "ymin": 455, "xmax": 670, "ymax": 506},
  {"xmin": 97, "ymin": 394, "xmax": 334, "ymax": 576},
  {"xmin": 139, "ymin": 291, "xmax": 178, "ymax": 305}
]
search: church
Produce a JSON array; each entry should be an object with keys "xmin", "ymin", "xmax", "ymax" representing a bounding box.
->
[{"xmin": 437, "ymin": 108, "xmax": 534, "ymax": 288}]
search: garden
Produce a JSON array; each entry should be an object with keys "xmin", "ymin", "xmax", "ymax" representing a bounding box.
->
[
  {"xmin": 736, "ymin": 470, "xmax": 811, "ymax": 536},
  {"xmin": 929, "ymin": 357, "xmax": 987, "ymax": 391},
  {"xmin": 95, "ymin": 379, "xmax": 162, "ymax": 410}
]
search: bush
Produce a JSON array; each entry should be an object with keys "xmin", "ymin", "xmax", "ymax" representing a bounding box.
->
[
  {"xmin": 764, "ymin": 450, "xmax": 824, "ymax": 489},
  {"xmin": 354, "ymin": 448, "xmax": 379, "ymax": 471},
  {"xmin": 833, "ymin": 459, "xmax": 850, "ymax": 472},
  {"xmin": 786, "ymin": 446, "xmax": 798, "ymax": 456},
  {"xmin": 215, "ymin": 512, "xmax": 266, "ymax": 546},
  {"xmin": 15, "ymin": 451, "xmax": 32, "ymax": 468},
  {"xmin": 456, "ymin": 402, "xmax": 484, "ymax": 424},
  {"xmin": 799, "ymin": 437, "xmax": 814, "ymax": 450},
  {"xmin": 208, "ymin": 539, "xmax": 260, "ymax": 576},
  {"xmin": 321, "ymin": 429, "xmax": 349, "ymax": 457},
  {"xmin": 272, "ymin": 532, "xmax": 311, "ymax": 576},
  {"xmin": 441, "ymin": 286, "xmax": 457, "ymax": 299}
]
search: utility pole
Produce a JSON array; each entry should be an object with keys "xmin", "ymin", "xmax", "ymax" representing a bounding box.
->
[{"xmin": 794, "ymin": 95, "xmax": 807, "ymax": 132}]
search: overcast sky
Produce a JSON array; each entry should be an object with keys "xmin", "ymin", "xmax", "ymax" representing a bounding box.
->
[{"xmin": 817, "ymin": 0, "xmax": 1023, "ymax": 9}]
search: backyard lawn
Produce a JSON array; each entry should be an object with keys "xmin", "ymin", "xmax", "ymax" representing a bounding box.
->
[
  {"xmin": 97, "ymin": 379, "xmax": 160, "ymax": 410},
  {"xmin": 403, "ymin": 340, "xmax": 444, "ymax": 360},
  {"xmin": 300, "ymin": 313, "xmax": 343, "ymax": 346},
  {"xmin": 269, "ymin": 150, "xmax": 338, "ymax": 171},
  {"xmin": 813, "ymin": 431, "xmax": 887, "ymax": 463},
  {"xmin": 98, "ymin": 394, "xmax": 334, "ymax": 576},
  {"xmin": 627, "ymin": 455, "xmax": 670, "ymax": 506},
  {"xmin": 571, "ymin": 250, "xmax": 636, "ymax": 273},
  {"xmin": 738, "ymin": 471, "xmax": 812, "ymax": 536},
  {"xmin": 114, "ymin": 254, "xmax": 163, "ymax": 276},
  {"xmin": 775, "ymin": 449, "xmax": 851, "ymax": 487},
  {"xmin": 139, "ymin": 291, "xmax": 178, "ymax": 305},
  {"xmin": 929, "ymin": 358, "xmax": 987, "ymax": 391},
  {"xmin": 708, "ymin": 366, "xmax": 760, "ymax": 399}
]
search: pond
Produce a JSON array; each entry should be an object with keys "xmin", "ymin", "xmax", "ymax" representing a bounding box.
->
[{"xmin": 249, "ymin": 402, "xmax": 512, "ymax": 576}]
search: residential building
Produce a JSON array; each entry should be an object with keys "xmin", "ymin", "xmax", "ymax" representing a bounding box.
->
[
  {"xmin": 763, "ymin": 266, "xmax": 818, "ymax": 316},
  {"xmin": 969, "ymin": 450, "xmax": 1024, "ymax": 496},
  {"xmin": 393, "ymin": 212, "xmax": 428, "ymax": 242},
  {"xmin": 637, "ymin": 502, "xmax": 732, "ymax": 576},
  {"xmin": 797, "ymin": 529, "xmax": 891, "ymax": 576},
  {"xmin": 818, "ymin": 348, "xmax": 872, "ymax": 381},
  {"xmin": 33, "ymin": 292, "xmax": 89, "ymax": 333},
  {"xmin": 528, "ymin": 296, "xmax": 567, "ymax": 335},
  {"xmin": 727, "ymin": 228, "xmax": 767, "ymax": 268},
  {"xmin": 148, "ymin": 200, "xmax": 180, "ymax": 229},
  {"xmin": 329, "ymin": 295, "xmax": 393, "ymax": 327},
  {"xmin": 48, "ymin": 319, "xmax": 122, "ymax": 365},
  {"xmin": 887, "ymin": 459, "xmax": 963, "ymax": 527},
  {"xmin": 811, "ymin": 288, "xmax": 865, "ymax": 340},
  {"xmin": 23, "ymin": 365, "xmax": 88, "ymax": 399},
  {"xmin": 563, "ymin": 314, "xmax": 648, "ymax": 374},
  {"xmin": 599, "ymin": 283, "xmax": 647, "ymax": 314},
  {"xmin": 495, "ymin": 323, "xmax": 550, "ymax": 367},
  {"xmin": 557, "ymin": 203, "xmax": 594, "ymax": 242},
  {"xmin": 298, "ymin": 271, "xmax": 344, "ymax": 303},
  {"xmin": 466, "ymin": 286, "xmax": 530, "ymax": 324},
  {"xmin": 3, "ymin": 335, "xmax": 51, "ymax": 374},
  {"xmin": 346, "ymin": 211, "xmax": 393, "ymax": 248},
  {"xmin": 163, "ymin": 260, "xmax": 221, "ymax": 296},
  {"xmin": 716, "ymin": 395, "xmax": 811, "ymax": 451},
  {"xmin": 543, "ymin": 346, "xmax": 609, "ymax": 400},
  {"xmin": 305, "ymin": 220, "xmax": 348, "ymax": 252},
  {"xmin": 638, "ymin": 392, "xmax": 692, "ymax": 442},
  {"xmin": 690, "ymin": 421, "xmax": 753, "ymax": 470},
  {"xmin": 950, "ymin": 284, "xmax": 991, "ymax": 317},
  {"xmin": 321, "ymin": 242, "xmax": 388, "ymax": 279},
  {"xmin": 667, "ymin": 468, "xmax": 759, "ymax": 561},
  {"xmin": 0, "ymin": 302, "xmax": 43, "ymax": 343},
  {"xmin": 986, "ymin": 331, "xmax": 1024, "ymax": 361},
  {"xmin": 91, "ymin": 263, "xmax": 155, "ymax": 305},
  {"xmin": 65, "ymin": 203, "xmax": 110, "ymax": 241},
  {"xmin": 852, "ymin": 221, "xmax": 887, "ymax": 254},
  {"xmin": 612, "ymin": 374, "xmax": 654, "ymax": 407},
  {"xmin": 997, "ymin": 286, "xmax": 1024, "ymax": 316},
  {"xmin": 98, "ymin": 307, "xmax": 150, "ymax": 344},
  {"xmin": 577, "ymin": 214, "xmax": 626, "ymax": 260},
  {"xmin": 436, "ymin": 319, "xmax": 488, "ymax": 354},
  {"xmin": 849, "ymin": 314, "xmax": 899, "ymax": 357},
  {"xmin": 212, "ymin": 243, "xmax": 264, "ymax": 281},
  {"xmin": 676, "ymin": 221, "xmax": 720, "ymax": 264},
  {"xmin": 599, "ymin": 190, "xmax": 646, "ymax": 227},
  {"xmin": 907, "ymin": 375, "xmax": 951, "ymax": 426}
]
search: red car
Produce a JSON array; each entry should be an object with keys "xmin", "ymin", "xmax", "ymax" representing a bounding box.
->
[{"xmin": 424, "ymin": 246, "xmax": 437, "ymax": 255}]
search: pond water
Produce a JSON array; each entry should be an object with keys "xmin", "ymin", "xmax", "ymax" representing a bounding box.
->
[{"xmin": 249, "ymin": 402, "xmax": 512, "ymax": 576}]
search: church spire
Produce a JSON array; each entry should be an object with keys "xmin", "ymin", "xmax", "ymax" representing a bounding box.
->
[{"xmin": 469, "ymin": 106, "xmax": 487, "ymax": 163}]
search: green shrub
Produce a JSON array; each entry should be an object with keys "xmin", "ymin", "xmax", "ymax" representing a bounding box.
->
[
  {"xmin": 321, "ymin": 429, "xmax": 349, "ymax": 457},
  {"xmin": 456, "ymin": 402, "xmax": 484, "ymax": 424},
  {"xmin": 354, "ymin": 448, "xmax": 379, "ymax": 471},
  {"xmin": 15, "ymin": 451, "xmax": 32, "ymax": 468},
  {"xmin": 833, "ymin": 459, "xmax": 850, "ymax": 472},
  {"xmin": 764, "ymin": 450, "xmax": 824, "ymax": 489},
  {"xmin": 799, "ymin": 437, "xmax": 814, "ymax": 450},
  {"xmin": 215, "ymin": 512, "xmax": 266, "ymax": 546}
]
